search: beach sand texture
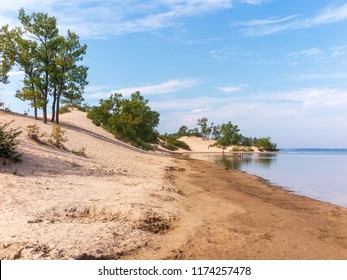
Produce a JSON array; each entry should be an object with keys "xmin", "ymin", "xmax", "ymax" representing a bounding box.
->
[{"xmin": 1, "ymin": 109, "xmax": 346, "ymax": 259}]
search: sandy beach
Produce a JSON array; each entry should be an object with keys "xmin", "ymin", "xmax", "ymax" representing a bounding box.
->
[{"xmin": 1, "ymin": 109, "xmax": 346, "ymax": 259}]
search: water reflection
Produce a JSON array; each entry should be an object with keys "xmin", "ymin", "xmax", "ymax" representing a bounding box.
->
[
  {"xmin": 211, "ymin": 153, "xmax": 277, "ymax": 170},
  {"xmin": 198, "ymin": 151, "xmax": 347, "ymax": 208}
]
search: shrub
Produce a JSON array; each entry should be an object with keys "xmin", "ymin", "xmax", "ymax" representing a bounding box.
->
[
  {"xmin": 26, "ymin": 124, "xmax": 47, "ymax": 145},
  {"xmin": 0, "ymin": 121, "xmax": 22, "ymax": 164},
  {"xmin": 159, "ymin": 136, "xmax": 191, "ymax": 151},
  {"xmin": 255, "ymin": 137, "xmax": 278, "ymax": 152},
  {"xmin": 87, "ymin": 92, "xmax": 160, "ymax": 149},
  {"xmin": 49, "ymin": 124, "xmax": 68, "ymax": 149},
  {"xmin": 59, "ymin": 106, "xmax": 71, "ymax": 114}
]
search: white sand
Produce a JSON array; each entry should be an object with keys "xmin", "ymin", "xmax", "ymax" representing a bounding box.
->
[
  {"xmin": 177, "ymin": 136, "xmax": 259, "ymax": 160},
  {"xmin": 0, "ymin": 109, "xmax": 181, "ymax": 259}
]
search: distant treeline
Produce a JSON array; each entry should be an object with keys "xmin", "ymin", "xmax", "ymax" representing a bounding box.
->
[{"xmin": 164, "ymin": 117, "xmax": 278, "ymax": 152}]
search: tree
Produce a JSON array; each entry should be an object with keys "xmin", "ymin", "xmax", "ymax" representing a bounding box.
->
[
  {"xmin": 177, "ymin": 125, "xmax": 188, "ymax": 137},
  {"xmin": 16, "ymin": 8, "xmax": 60, "ymax": 123},
  {"xmin": 0, "ymin": 25, "xmax": 18, "ymax": 84},
  {"xmin": 14, "ymin": 33, "xmax": 42, "ymax": 119},
  {"xmin": 255, "ymin": 137, "xmax": 278, "ymax": 151},
  {"xmin": 1, "ymin": 9, "xmax": 88, "ymax": 123},
  {"xmin": 211, "ymin": 124, "xmax": 221, "ymax": 139},
  {"xmin": 197, "ymin": 117, "xmax": 209, "ymax": 139},
  {"xmin": 209, "ymin": 121, "xmax": 240, "ymax": 153},
  {"xmin": 87, "ymin": 92, "xmax": 160, "ymax": 149},
  {"xmin": 50, "ymin": 31, "xmax": 88, "ymax": 123}
]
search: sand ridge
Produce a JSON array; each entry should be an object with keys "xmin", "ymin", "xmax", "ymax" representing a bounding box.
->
[
  {"xmin": 0, "ymin": 109, "xmax": 181, "ymax": 259},
  {"xmin": 1, "ymin": 109, "xmax": 346, "ymax": 259}
]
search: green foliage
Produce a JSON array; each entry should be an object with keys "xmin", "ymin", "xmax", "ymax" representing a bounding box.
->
[
  {"xmin": 211, "ymin": 124, "xmax": 221, "ymax": 139},
  {"xmin": 177, "ymin": 125, "xmax": 188, "ymax": 137},
  {"xmin": 197, "ymin": 117, "xmax": 209, "ymax": 138},
  {"xmin": 49, "ymin": 124, "xmax": 68, "ymax": 148},
  {"xmin": 0, "ymin": 121, "xmax": 22, "ymax": 164},
  {"xmin": 26, "ymin": 124, "xmax": 40, "ymax": 137},
  {"xmin": 87, "ymin": 92, "xmax": 160, "ymax": 150},
  {"xmin": 26, "ymin": 124, "xmax": 47, "ymax": 145},
  {"xmin": 1, "ymin": 9, "xmax": 88, "ymax": 123},
  {"xmin": 59, "ymin": 103, "xmax": 92, "ymax": 115},
  {"xmin": 176, "ymin": 117, "xmax": 278, "ymax": 152},
  {"xmin": 59, "ymin": 106, "xmax": 70, "ymax": 114},
  {"xmin": 255, "ymin": 137, "xmax": 278, "ymax": 152},
  {"xmin": 159, "ymin": 136, "xmax": 191, "ymax": 151}
]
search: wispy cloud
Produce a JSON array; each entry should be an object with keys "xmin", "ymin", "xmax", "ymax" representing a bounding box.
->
[
  {"xmin": 240, "ymin": 3, "xmax": 347, "ymax": 36},
  {"xmin": 289, "ymin": 48, "xmax": 323, "ymax": 58},
  {"xmin": 0, "ymin": 0, "xmax": 233, "ymax": 38},
  {"xmin": 297, "ymin": 72, "xmax": 347, "ymax": 80},
  {"xmin": 87, "ymin": 78, "xmax": 203, "ymax": 99},
  {"xmin": 240, "ymin": 0, "xmax": 272, "ymax": 6},
  {"xmin": 330, "ymin": 45, "xmax": 347, "ymax": 58},
  {"xmin": 217, "ymin": 84, "xmax": 249, "ymax": 93},
  {"xmin": 237, "ymin": 15, "xmax": 299, "ymax": 27},
  {"xmin": 153, "ymin": 87, "xmax": 347, "ymax": 118}
]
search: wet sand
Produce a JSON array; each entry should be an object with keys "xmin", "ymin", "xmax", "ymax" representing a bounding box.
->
[{"xmin": 129, "ymin": 155, "xmax": 347, "ymax": 260}]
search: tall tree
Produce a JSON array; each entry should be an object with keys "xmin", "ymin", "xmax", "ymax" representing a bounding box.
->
[
  {"xmin": 14, "ymin": 34, "xmax": 41, "ymax": 119},
  {"xmin": 17, "ymin": 8, "xmax": 59, "ymax": 123},
  {"xmin": 197, "ymin": 117, "xmax": 209, "ymax": 139},
  {"xmin": 1, "ymin": 9, "xmax": 88, "ymax": 123},
  {"xmin": 177, "ymin": 125, "xmax": 188, "ymax": 137},
  {"xmin": 50, "ymin": 31, "xmax": 88, "ymax": 123}
]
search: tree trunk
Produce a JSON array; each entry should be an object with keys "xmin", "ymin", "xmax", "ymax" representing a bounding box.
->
[
  {"xmin": 43, "ymin": 106, "xmax": 47, "ymax": 124},
  {"xmin": 33, "ymin": 99, "xmax": 38, "ymax": 119},
  {"xmin": 43, "ymin": 70, "xmax": 49, "ymax": 124},
  {"xmin": 55, "ymin": 93, "xmax": 60, "ymax": 124},
  {"xmin": 51, "ymin": 90, "xmax": 56, "ymax": 123}
]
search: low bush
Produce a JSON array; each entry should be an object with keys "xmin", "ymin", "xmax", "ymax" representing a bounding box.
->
[
  {"xmin": 160, "ymin": 136, "xmax": 191, "ymax": 151},
  {"xmin": 0, "ymin": 121, "xmax": 22, "ymax": 164},
  {"xmin": 49, "ymin": 124, "xmax": 68, "ymax": 149}
]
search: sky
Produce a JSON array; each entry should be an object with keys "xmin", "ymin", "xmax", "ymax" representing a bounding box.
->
[{"xmin": 1, "ymin": 0, "xmax": 347, "ymax": 148}]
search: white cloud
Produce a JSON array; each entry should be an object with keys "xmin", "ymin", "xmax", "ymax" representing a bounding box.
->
[
  {"xmin": 330, "ymin": 45, "xmax": 347, "ymax": 58},
  {"xmin": 153, "ymin": 87, "xmax": 347, "ymax": 117},
  {"xmin": 87, "ymin": 78, "xmax": 203, "ymax": 99},
  {"xmin": 240, "ymin": 3, "xmax": 347, "ymax": 36},
  {"xmin": 237, "ymin": 15, "xmax": 299, "ymax": 27},
  {"xmin": 217, "ymin": 84, "xmax": 249, "ymax": 93},
  {"xmin": 289, "ymin": 48, "xmax": 323, "ymax": 58},
  {"xmin": 0, "ymin": 0, "xmax": 233, "ymax": 38},
  {"xmin": 156, "ymin": 87, "xmax": 347, "ymax": 147},
  {"xmin": 240, "ymin": 0, "xmax": 272, "ymax": 5}
]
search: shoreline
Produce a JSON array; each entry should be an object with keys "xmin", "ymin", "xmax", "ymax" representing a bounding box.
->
[
  {"xmin": 183, "ymin": 151, "xmax": 347, "ymax": 209},
  {"xmin": 1, "ymin": 110, "xmax": 346, "ymax": 259},
  {"xmin": 126, "ymin": 153, "xmax": 347, "ymax": 259}
]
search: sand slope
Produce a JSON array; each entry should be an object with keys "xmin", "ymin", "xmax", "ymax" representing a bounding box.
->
[
  {"xmin": 0, "ymin": 109, "xmax": 180, "ymax": 259},
  {"xmin": 1, "ymin": 109, "xmax": 346, "ymax": 260}
]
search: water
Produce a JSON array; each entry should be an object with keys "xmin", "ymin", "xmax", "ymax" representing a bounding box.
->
[{"xmin": 200, "ymin": 149, "xmax": 347, "ymax": 208}]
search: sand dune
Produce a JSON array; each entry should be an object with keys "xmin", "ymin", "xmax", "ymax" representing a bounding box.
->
[
  {"xmin": 0, "ymin": 109, "xmax": 181, "ymax": 259},
  {"xmin": 1, "ymin": 109, "xmax": 346, "ymax": 260}
]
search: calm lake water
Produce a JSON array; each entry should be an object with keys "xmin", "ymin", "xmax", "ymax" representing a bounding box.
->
[{"xmin": 199, "ymin": 149, "xmax": 347, "ymax": 208}]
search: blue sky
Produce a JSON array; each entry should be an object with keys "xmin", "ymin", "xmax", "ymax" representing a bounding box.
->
[{"xmin": 1, "ymin": 0, "xmax": 347, "ymax": 148}]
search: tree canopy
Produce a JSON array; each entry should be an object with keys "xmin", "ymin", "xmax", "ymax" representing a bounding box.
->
[
  {"xmin": 87, "ymin": 92, "xmax": 160, "ymax": 150},
  {"xmin": 0, "ymin": 9, "xmax": 88, "ymax": 123},
  {"xmin": 170, "ymin": 117, "xmax": 278, "ymax": 152}
]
